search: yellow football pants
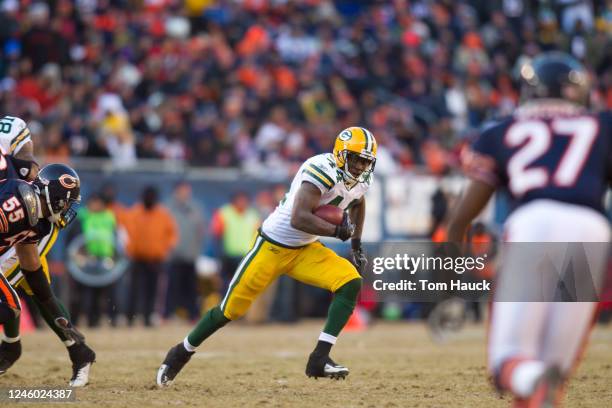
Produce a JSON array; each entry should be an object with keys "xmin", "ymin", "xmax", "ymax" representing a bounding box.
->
[{"xmin": 220, "ymin": 233, "xmax": 360, "ymax": 320}]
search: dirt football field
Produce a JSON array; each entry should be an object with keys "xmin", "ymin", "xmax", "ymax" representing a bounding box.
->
[{"xmin": 1, "ymin": 321, "xmax": 611, "ymax": 408}]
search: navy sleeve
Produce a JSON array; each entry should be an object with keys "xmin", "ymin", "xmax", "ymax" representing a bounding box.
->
[
  {"xmin": 600, "ymin": 111, "xmax": 612, "ymax": 185},
  {"xmin": 462, "ymin": 122, "xmax": 506, "ymax": 187},
  {"xmin": 21, "ymin": 220, "xmax": 51, "ymax": 245}
]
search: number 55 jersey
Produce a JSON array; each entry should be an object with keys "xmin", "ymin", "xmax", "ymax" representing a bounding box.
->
[
  {"xmin": 0, "ymin": 178, "xmax": 47, "ymax": 258},
  {"xmin": 463, "ymin": 102, "xmax": 612, "ymax": 214}
]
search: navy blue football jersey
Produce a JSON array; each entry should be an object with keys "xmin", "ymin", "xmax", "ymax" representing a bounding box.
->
[
  {"xmin": 464, "ymin": 103, "xmax": 612, "ymax": 213},
  {"xmin": 0, "ymin": 179, "xmax": 49, "ymax": 256}
]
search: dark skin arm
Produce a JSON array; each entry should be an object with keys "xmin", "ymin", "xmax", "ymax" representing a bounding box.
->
[
  {"xmin": 15, "ymin": 242, "xmax": 42, "ymax": 271},
  {"xmin": 447, "ymin": 180, "xmax": 495, "ymax": 243},
  {"xmin": 349, "ymin": 196, "xmax": 365, "ymax": 240},
  {"xmin": 290, "ymin": 182, "xmax": 337, "ymax": 236}
]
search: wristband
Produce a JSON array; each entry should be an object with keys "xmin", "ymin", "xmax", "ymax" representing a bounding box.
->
[{"xmin": 351, "ymin": 238, "xmax": 361, "ymax": 251}]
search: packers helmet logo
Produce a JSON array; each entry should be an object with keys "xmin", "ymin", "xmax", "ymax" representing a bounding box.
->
[
  {"xmin": 338, "ymin": 130, "xmax": 352, "ymax": 141},
  {"xmin": 59, "ymin": 174, "xmax": 79, "ymax": 189}
]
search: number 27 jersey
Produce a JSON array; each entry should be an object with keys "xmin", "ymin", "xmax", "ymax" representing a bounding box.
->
[{"xmin": 464, "ymin": 103, "xmax": 612, "ymax": 214}]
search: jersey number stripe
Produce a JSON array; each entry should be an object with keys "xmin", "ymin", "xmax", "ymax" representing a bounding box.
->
[
  {"xmin": 2, "ymin": 196, "xmax": 25, "ymax": 224},
  {"xmin": 504, "ymin": 117, "xmax": 598, "ymax": 196}
]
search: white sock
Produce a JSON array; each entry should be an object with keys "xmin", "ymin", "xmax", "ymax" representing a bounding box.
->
[
  {"xmin": 318, "ymin": 332, "xmax": 337, "ymax": 345},
  {"xmin": 511, "ymin": 361, "xmax": 546, "ymax": 398},
  {"xmin": 488, "ymin": 302, "xmax": 548, "ymax": 372},
  {"xmin": 183, "ymin": 337, "xmax": 196, "ymax": 352},
  {"xmin": 64, "ymin": 340, "xmax": 76, "ymax": 347},
  {"xmin": 2, "ymin": 335, "xmax": 20, "ymax": 343}
]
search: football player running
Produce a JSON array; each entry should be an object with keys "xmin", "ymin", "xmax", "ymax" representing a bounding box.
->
[
  {"xmin": 447, "ymin": 52, "xmax": 610, "ymax": 407},
  {"xmin": 0, "ymin": 160, "xmax": 95, "ymax": 387},
  {"xmin": 157, "ymin": 127, "xmax": 376, "ymax": 386}
]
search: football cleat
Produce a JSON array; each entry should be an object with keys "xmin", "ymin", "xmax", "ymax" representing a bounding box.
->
[
  {"xmin": 0, "ymin": 340, "xmax": 21, "ymax": 375},
  {"xmin": 524, "ymin": 365, "xmax": 563, "ymax": 408},
  {"xmin": 497, "ymin": 360, "xmax": 563, "ymax": 408},
  {"xmin": 68, "ymin": 343, "xmax": 96, "ymax": 387},
  {"xmin": 157, "ymin": 343, "xmax": 195, "ymax": 387},
  {"xmin": 305, "ymin": 352, "xmax": 349, "ymax": 380}
]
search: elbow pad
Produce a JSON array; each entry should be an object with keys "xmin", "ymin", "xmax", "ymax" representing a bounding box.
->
[{"xmin": 9, "ymin": 156, "xmax": 38, "ymax": 180}]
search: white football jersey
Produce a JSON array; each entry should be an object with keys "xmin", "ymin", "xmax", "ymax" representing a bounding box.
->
[
  {"xmin": 261, "ymin": 153, "xmax": 372, "ymax": 247},
  {"xmin": 0, "ymin": 116, "xmax": 31, "ymax": 156}
]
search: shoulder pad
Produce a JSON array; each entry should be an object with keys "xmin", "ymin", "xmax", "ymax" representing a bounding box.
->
[
  {"xmin": 17, "ymin": 182, "xmax": 39, "ymax": 227},
  {"xmin": 303, "ymin": 156, "xmax": 339, "ymax": 191}
]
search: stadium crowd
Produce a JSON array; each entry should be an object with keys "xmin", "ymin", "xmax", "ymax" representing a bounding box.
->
[{"xmin": 0, "ymin": 0, "xmax": 609, "ymax": 175}]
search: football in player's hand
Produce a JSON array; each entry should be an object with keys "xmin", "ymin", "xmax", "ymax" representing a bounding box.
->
[{"xmin": 313, "ymin": 205, "xmax": 344, "ymax": 225}]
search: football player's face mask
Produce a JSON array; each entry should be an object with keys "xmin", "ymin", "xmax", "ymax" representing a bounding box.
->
[
  {"xmin": 55, "ymin": 199, "xmax": 79, "ymax": 228},
  {"xmin": 40, "ymin": 186, "xmax": 80, "ymax": 228},
  {"xmin": 345, "ymin": 152, "xmax": 375, "ymax": 181},
  {"xmin": 333, "ymin": 127, "xmax": 377, "ymax": 187}
]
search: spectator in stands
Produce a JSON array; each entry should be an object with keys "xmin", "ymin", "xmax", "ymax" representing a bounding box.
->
[
  {"xmin": 95, "ymin": 93, "xmax": 137, "ymax": 168},
  {"xmin": 100, "ymin": 183, "xmax": 128, "ymax": 229},
  {"xmin": 125, "ymin": 186, "xmax": 178, "ymax": 327},
  {"xmin": 557, "ymin": 0, "xmax": 595, "ymax": 33},
  {"xmin": 211, "ymin": 192, "xmax": 260, "ymax": 294},
  {"xmin": 164, "ymin": 180, "xmax": 206, "ymax": 321},
  {"xmin": 20, "ymin": 3, "xmax": 68, "ymax": 72},
  {"xmin": 0, "ymin": 1, "xmax": 608, "ymax": 171},
  {"xmin": 100, "ymin": 182, "xmax": 130, "ymax": 274}
]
